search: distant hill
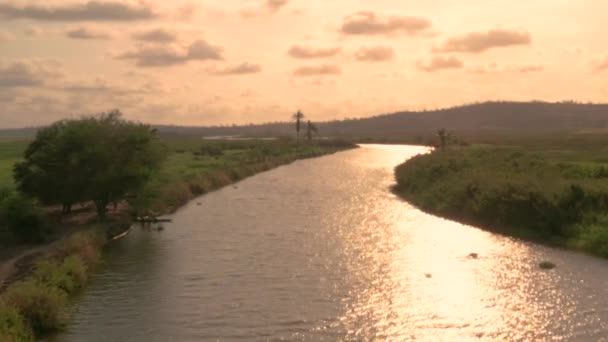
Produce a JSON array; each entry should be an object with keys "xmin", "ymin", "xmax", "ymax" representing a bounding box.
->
[
  {"xmin": 156, "ymin": 101, "xmax": 608, "ymax": 139},
  {"xmin": 3, "ymin": 102, "xmax": 608, "ymax": 141}
]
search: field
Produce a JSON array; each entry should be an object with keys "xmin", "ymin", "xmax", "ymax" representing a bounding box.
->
[
  {"xmin": 394, "ymin": 131, "xmax": 608, "ymax": 257},
  {"xmin": 0, "ymin": 140, "xmax": 28, "ymax": 189}
]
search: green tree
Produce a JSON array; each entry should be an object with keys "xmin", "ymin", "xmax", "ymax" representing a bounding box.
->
[
  {"xmin": 306, "ymin": 120, "xmax": 318, "ymax": 142},
  {"xmin": 293, "ymin": 110, "xmax": 305, "ymax": 145},
  {"xmin": 14, "ymin": 110, "xmax": 165, "ymax": 219}
]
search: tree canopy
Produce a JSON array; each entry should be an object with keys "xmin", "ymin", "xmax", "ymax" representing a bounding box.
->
[{"xmin": 14, "ymin": 111, "xmax": 165, "ymax": 218}]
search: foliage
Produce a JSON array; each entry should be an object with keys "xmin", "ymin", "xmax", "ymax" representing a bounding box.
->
[
  {"xmin": 293, "ymin": 111, "xmax": 305, "ymax": 144},
  {"xmin": 0, "ymin": 301, "xmax": 34, "ymax": 342},
  {"xmin": 306, "ymin": 120, "xmax": 318, "ymax": 142},
  {"xmin": 1, "ymin": 280, "xmax": 68, "ymax": 334},
  {"xmin": 32, "ymin": 256, "xmax": 88, "ymax": 294},
  {"xmin": 14, "ymin": 111, "xmax": 166, "ymax": 218},
  {"xmin": 394, "ymin": 146, "xmax": 608, "ymax": 256},
  {"xmin": 0, "ymin": 191, "xmax": 48, "ymax": 243}
]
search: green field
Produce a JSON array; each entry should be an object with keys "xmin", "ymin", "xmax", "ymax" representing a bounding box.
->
[
  {"xmin": 394, "ymin": 132, "xmax": 608, "ymax": 257},
  {"xmin": 0, "ymin": 140, "xmax": 28, "ymax": 189}
]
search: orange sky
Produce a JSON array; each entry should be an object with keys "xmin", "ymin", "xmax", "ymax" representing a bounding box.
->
[{"xmin": 1, "ymin": 0, "xmax": 607, "ymax": 128}]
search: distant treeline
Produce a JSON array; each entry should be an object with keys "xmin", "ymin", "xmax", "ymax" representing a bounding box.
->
[
  {"xmin": 4, "ymin": 101, "xmax": 608, "ymax": 141},
  {"xmin": 154, "ymin": 101, "xmax": 608, "ymax": 139}
]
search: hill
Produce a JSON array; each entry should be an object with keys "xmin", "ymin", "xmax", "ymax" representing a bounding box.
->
[
  {"xmin": 155, "ymin": 101, "xmax": 608, "ymax": 140},
  {"xmin": 3, "ymin": 101, "xmax": 608, "ymax": 141}
]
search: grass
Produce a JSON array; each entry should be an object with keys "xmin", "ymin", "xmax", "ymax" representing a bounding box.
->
[
  {"xmin": 0, "ymin": 140, "xmax": 27, "ymax": 190},
  {"xmin": 130, "ymin": 136, "xmax": 356, "ymax": 214},
  {"xmin": 0, "ymin": 230, "xmax": 104, "ymax": 340},
  {"xmin": 394, "ymin": 133, "xmax": 608, "ymax": 258}
]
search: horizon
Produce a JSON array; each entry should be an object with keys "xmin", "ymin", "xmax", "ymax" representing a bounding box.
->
[
  {"xmin": 1, "ymin": 1, "xmax": 608, "ymax": 128},
  {"xmin": 2, "ymin": 99, "xmax": 608, "ymax": 130}
]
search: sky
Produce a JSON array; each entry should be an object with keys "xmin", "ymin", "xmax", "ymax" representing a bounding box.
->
[{"xmin": 1, "ymin": 0, "xmax": 607, "ymax": 128}]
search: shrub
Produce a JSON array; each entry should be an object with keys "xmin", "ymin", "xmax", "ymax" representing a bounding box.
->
[
  {"xmin": 198, "ymin": 144, "xmax": 224, "ymax": 157},
  {"xmin": 0, "ymin": 301, "xmax": 34, "ymax": 342},
  {"xmin": 58, "ymin": 231, "xmax": 104, "ymax": 267},
  {"xmin": 32, "ymin": 256, "xmax": 88, "ymax": 294},
  {"xmin": 0, "ymin": 193, "xmax": 49, "ymax": 243},
  {"xmin": 2, "ymin": 280, "xmax": 67, "ymax": 334}
]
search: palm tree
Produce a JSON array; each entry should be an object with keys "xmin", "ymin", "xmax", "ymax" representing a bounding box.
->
[
  {"xmin": 437, "ymin": 128, "xmax": 451, "ymax": 150},
  {"xmin": 306, "ymin": 120, "xmax": 318, "ymax": 142},
  {"xmin": 293, "ymin": 110, "xmax": 305, "ymax": 144}
]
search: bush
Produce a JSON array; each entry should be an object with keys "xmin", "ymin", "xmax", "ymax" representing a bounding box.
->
[
  {"xmin": 0, "ymin": 301, "xmax": 34, "ymax": 342},
  {"xmin": 57, "ymin": 231, "xmax": 104, "ymax": 267},
  {"xmin": 197, "ymin": 144, "xmax": 224, "ymax": 157},
  {"xmin": 2, "ymin": 280, "xmax": 67, "ymax": 334},
  {"xmin": 32, "ymin": 256, "xmax": 88, "ymax": 294},
  {"xmin": 0, "ymin": 192, "xmax": 48, "ymax": 243}
]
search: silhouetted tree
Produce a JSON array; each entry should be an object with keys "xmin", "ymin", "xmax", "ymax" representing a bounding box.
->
[
  {"xmin": 306, "ymin": 120, "xmax": 318, "ymax": 142},
  {"xmin": 437, "ymin": 128, "xmax": 451, "ymax": 150},
  {"xmin": 293, "ymin": 110, "xmax": 305, "ymax": 144}
]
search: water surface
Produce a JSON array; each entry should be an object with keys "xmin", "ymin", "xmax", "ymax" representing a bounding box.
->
[{"xmin": 57, "ymin": 145, "xmax": 608, "ymax": 341}]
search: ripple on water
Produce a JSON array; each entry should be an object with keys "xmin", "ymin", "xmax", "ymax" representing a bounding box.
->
[{"xmin": 56, "ymin": 145, "xmax": 608, "ymax": 341}]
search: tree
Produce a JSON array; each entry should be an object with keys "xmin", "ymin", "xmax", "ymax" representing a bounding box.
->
[
  {"xmin": 306, "ymin": 120, "xmax": 318, "ymax": 142},
  {"xmin": 293, "ymin": 110, "xmax": 305, "ymax": 144},
  {"xmin": 437, "ymin": 128, "xmax": 451, "ymax": 150},
  {"xmin": 14, "ymin": 110, "xmax": 165, "ymax": 219}
]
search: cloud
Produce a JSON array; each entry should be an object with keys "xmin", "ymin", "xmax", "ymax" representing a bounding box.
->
[
  {"xmin": 23, "ymin": 26, "xmax": 44, "ymax": 36},
  {"xmin": 116, "ymin": 39, "xmax": 223, "ymax": 67},
  {"xmin": 208, "ymin": 62, "xmax": 262, "ymax": 76},
  {"xmin": 293, "ymin": 65, "xmax": 342, "ymax": 77},
  {"xmin": 287, "ymin": 45, "xmax": 341, "ymax": 59},
  {"xmin": 434, "ymin": 29, "xmax": 531, "ymax": 53},
  {"xmin": 0, "ymin": 1, "xmax": 158, "ymax": 21},
  {"xmin": 354, "ymin": 46, "xmax": 395, "ymax": 62},
  {"xmin": 66, "ymin": 26, "xmax": 114, "ymax": 40},
  {"xmin": 0, "ymin": 30, "xmax": 12, "ymax": 41},
  {"xmin": 132, "ymin": 28, "xmax": 177, "ymax": 43},
  {"xmin": 517, "ymin": 64, "xmax": 543, "ymax": 73},
  {"xmin": 265, "ymin": 0, "xmax": 288, "ymax": 12},
  {"xmin": 591, "ymin": 57, "xmax": 608, "ymax": 73},
  {"xmin": 417, "ymin": 56, "xmax": 463, "ymax": 72},
  {"xmin": 340, "ymin": 11, "xmax": 431, "ymax": 36},
  {"xmin": 0, "ymin": 60, "xmax": 63, "ymax": 88},
  {"xmin": 240, "ymin": 0, "xmax": 289, "ymax": 18}
]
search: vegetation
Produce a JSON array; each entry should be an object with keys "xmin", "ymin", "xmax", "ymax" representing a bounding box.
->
[
  {"xmin": 130, "ymin": 136, "xmax": 356, "ymax": 215},
  {"xmin": 306, "ymin": 120, "xmax": 318, "ymax": 142},
  {"xmin": 147, "ymin": 101, "xmax": 608, "ymax": 139},
  {"xmin": 0, "ymin": 191, "xmax": 48, "ymax": 244},
  {"xmin": 0, "ymin": 115, "xmax": 355, "ymax": 339},
  {"xmin": 293, "ymin": 110, "xmax": 305, "ymax": 144},
  {"xmin": 394, "ymin": 135, "xmax": 608, "ymax": 257},
  {"xmin": 14, "ymin": 111, "xmax": 165, "ymax": 218},
  {"xmin": 0, "ymin": 230, "xmax": 104, "ymax": 340}
]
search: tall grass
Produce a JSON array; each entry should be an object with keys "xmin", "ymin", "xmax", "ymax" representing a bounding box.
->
[
  {"xmin": 0, "ymin": 230, "xmax": 104, "ymax": 339},
  {"xmin": 394, "ymin": 146, "xmax": 608, "ymax": 255}
]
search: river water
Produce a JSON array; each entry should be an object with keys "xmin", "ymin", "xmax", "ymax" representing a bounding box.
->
[{"xmin": 56, "ymin": 145, "xmax": 608, "ymax": 341}]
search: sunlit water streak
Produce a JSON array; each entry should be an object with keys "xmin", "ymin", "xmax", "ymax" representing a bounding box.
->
[{"xmin": 55, "ymin": 145, "xmax": 608, "ymax": 341}]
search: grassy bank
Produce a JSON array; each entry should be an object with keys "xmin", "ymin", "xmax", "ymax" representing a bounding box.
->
[
  {"xmin": 0, "ymin": 136, "xmax": 355, "ymax": 339},
  {"xmin": 130, "ymin": 137, "xmax": 356, "ymax": 215},
  {"xmin": 0, "ymin": 230, "xmax": 105, "ymax": 340},
  {"xmin": 394, "ymin": 139, "xmax": 608, "ymax": 257}
]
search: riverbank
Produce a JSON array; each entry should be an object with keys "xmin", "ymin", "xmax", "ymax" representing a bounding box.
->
[
  {"xmin": 394, "ymin": 143, "xmax": 608, "ymax": 257},
  {"xmin": 0, "ymin": 137, "xmax": 356, "ymax": 340}
]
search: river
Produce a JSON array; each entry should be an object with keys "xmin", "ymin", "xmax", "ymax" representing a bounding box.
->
[{"xmin": 56, "ymin": 145, "xmax": 608, "ymax": 341}]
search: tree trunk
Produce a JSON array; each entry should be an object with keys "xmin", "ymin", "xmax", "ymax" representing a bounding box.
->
[{"xmin": 94, "ymin": 200, "xmax": 109, "ymax": 220}]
